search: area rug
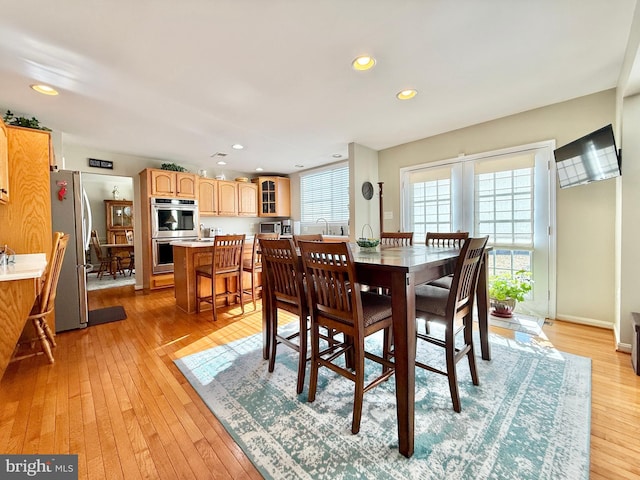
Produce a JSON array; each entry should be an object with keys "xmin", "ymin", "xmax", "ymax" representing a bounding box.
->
[
  {"xmin": 87, "ymin": 306, "xmax": 127, "ymax": 326},
  {"xmin": 175, "ymin": 331, "xmax": 591, "ymax": 480}
]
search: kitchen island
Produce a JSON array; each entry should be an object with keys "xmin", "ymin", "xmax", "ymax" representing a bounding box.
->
[
  {"xmin": 172, "ymin": 239, "xmax": 255, "ymax": 314},
  {"xmin": 0, "ymin": 254, "xmax": 48, "ymax": 378}
]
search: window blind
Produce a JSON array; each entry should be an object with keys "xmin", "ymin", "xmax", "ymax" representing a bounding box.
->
[{"xmin": 300, "ymin": 163, "xmax": 349, "ymax": 223}]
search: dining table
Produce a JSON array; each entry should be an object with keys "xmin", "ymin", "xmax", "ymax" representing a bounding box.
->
[
  {"xmin": 261, "ymin": 242, "xmax": 492, "ymax": 459},
  {"xmin": 101, "ymin": 243, "xmax": 134, "ymax": 276}
]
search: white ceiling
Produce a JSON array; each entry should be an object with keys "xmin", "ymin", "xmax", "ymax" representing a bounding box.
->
[{"xmin": 0, "ymin": 1, "xmax": 637, "ymax": 175}]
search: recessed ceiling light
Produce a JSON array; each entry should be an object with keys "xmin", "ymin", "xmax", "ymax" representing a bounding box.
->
[
  {"xmin": 352, "ymin": 55, "xmax": 376, "ymax": 71},
  {"xmin": 216, "ymin": 160, "xmax": 227, "ymax": 166},
  {"xmin": 232, "ymin": 144, "xmax": 244, "ymax": 150},
  {"xmin": 332, "ymin": 153, "xmax": 342, "ymax": 158},
  {"xmin": 30, "ymin": 84, "xmax": 58, "ymax": 96},
  {"xmin": 396, "ymin": 89, "xmax": 418, "ymax": 100},
  {"xmin": 255, "ymin": 167, "xmax": 264, "ymax": 172}
]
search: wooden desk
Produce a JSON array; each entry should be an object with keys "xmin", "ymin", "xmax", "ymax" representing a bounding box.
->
[{"xmin": 261, "ymin": 243, "xmax": 491, "ymax": 458}]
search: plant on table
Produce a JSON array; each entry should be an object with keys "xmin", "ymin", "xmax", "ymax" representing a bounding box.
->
[{"xmin": 488, "ymin": 269, "xmax": 533, "ymax": 318}]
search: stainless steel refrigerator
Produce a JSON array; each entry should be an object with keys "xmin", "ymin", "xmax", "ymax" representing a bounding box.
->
[{"xmin": 50, "ymin": 170, "xmax": 92, "ymax": 331}]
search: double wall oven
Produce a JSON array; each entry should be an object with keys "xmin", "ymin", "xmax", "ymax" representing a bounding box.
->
[{"xmin": 151, "ymin": 198, "xmax": 198, "ymax": 274}]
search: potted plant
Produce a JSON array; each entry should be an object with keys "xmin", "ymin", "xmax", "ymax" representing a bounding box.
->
[{"xmin": 488, "ymin": 270, "xmax": 533, "ymax": 318}]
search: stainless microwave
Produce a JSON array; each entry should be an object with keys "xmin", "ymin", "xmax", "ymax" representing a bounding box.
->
[{"xmin": 259, "ymin": 221, "xmax": 281, "ymax": 234}]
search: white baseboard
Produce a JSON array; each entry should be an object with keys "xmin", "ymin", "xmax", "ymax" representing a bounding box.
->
[{"xmin": 555, "ymin": 314, "xmax": 614, "ymax": 330}]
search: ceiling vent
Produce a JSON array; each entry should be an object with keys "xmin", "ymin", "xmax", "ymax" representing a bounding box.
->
[{"xmin": 210, "ymin": 152, "xmax": 228, "ymax": 158}]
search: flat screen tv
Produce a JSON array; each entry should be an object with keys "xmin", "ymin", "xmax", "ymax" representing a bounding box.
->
[{"xmin": 553, "ymin": 124, "xmax": 621, "ymax": 189}]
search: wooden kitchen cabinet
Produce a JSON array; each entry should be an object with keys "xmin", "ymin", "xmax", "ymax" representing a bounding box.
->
[
  {"xmin": 198, "ymin": 178, "xmax": 218, "ymax": 216},
  {"xmin": 238, "ymin": 182, "xmax": 258, "ymax": 216},
  {"xmin": 217, "ymin": 180, "xmax": 238, "ymax": 216},
  {"xmin": 105, "ymin": 200, "xmax": 134, "ymax": 243},
  {"xmin": 253, "ymin": 176, "xmax": 290, "ymax": 217},
  {"xmin": 149, "ymin": 169, "xmax": 196, "ymax": 198},
  {"xmin": 0, "ymin": 119, "xmax": 8, "ymax": 204}
]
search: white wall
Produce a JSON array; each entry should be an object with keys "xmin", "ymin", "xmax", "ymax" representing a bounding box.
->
[
  {"xmin": 349, "ymin": 142, "xmax": 380, "ymax": 239},
  {"xmin": 620, "ymin": 93, "xmax": 640, "ymax": 349},
  {"xmin": 378, "ymin": 90, "xmax": 618, "ymax": 328}
]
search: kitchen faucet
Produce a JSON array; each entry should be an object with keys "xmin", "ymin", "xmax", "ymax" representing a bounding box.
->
[{"xmin": 316, "ymin": 218, "xmax": 329, "ymax": 235}]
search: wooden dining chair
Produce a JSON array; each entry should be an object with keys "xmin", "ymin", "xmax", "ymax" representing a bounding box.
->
[
  {"xmin": 414, "ymin": 235, "xmax": 488, "ymax": 412},
  {"xmin": 380, "ymin": 231, "xmax": 414, "ymax": 246},
  {"xmin": 195, "ymin": 234, "xmax": 246, "ymax": 321},
  {"xmin": 243, "ymin": 233, "xmax": 279, "ymax": 310},
  {"xmin": 27, "ymin": 232, "xmax": 70, "ymax": 364},
  {"xmin": 292, "ymin": 234, "xmax": 323, "ymax": 247},
  {"xmin": 90, "ymin": 230, "xmax": 124, "ymax": 279},
  {"xmin": 424, "ymin": 232, "xmax": 469, "ymax": 290},
  {"xmin": 260, "ymin": 238, "xmax": 309, "ymax": 394},
  {"xmin": 299, "ymin": 240, "xmax": 395, "ymax": 434}
]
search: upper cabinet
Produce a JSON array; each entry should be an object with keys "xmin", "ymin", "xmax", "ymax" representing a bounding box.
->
[
  {"xmin": 238, "ymin": 182, "xmax": 258, "ymax": 216},
  {"xmin": 198, "ymin": 178, "xmax": 257, "ymax": 217},
  {"xmin": 253, "ymin": 176, "xmax": 290, "ymax": 217},
  {"xmin": 217, "ymin": 180, "xmax": 238, "ymax": 216},
  {"xmin": 148, "ymin": 169, "xmax": 196, "ymax": 198},
  {"xmin": 0, "ymin": 119, "xmax": 8, "ymax": 204},
  {"xmin": 198, "ymin": 178, "xmax": 218, "ymax": 216}
]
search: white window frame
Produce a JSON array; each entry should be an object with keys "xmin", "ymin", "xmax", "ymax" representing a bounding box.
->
[{"xmin": 399, "ymin": 140, "xmax": 557, "ymax": 319}]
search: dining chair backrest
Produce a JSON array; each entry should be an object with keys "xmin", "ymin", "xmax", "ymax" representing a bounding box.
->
[
  {"xmin": 426, "ymin": 231, "xmax": 469, "ymax": 247},
  {"xmin": 298, "ymin": 240, "xmax": 362, "ymax": 329},
  {"xmin": 259, "ymin": 238, "xmax": 306, "ymax": 312},
  {"xmin": 36, "ymin": 232, "xmax": 70, "ymax": 315},
  {"xmin": 212, "ymin": 234, "xmax": 245, "ymax": 274},
  {"xmin": 446, "ymin": 236, "xmax": 489, "ymax": 319},
  {"xmin": 90, "ymin": 230, "xmax": 105, "ymax": 262},
  {"xmin": 293, "ymin": 234, "xmax": 323, "ymax": 248},
  {"xmin": 251, "ymin": 233, "xmax": 279, "ymax": 268},
  {"xmin": 380, "ymin": 232, "xmax": 414, "ymax": 246}
]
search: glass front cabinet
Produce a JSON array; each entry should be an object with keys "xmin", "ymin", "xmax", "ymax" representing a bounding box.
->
[{"xmin": 105, "ymin": 200, "xmax": 134, "ymax": 243}]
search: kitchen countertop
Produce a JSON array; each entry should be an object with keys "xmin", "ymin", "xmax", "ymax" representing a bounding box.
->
[
  {"xmin": 171, "ymin": 236, "xmax": 255, "ymax": 248},
  {"xmin": 0, "ymin": 253, "xmax": 47, "ymax": 282}
]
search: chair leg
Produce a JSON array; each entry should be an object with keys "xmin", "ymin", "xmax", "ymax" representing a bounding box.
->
[
  {"xmin": 307, "ymin": 322, "xmax": 320, "ymax": 403},
  {"xmin": 268, "ymin": 307, "xmax": 278, "ymax": 373},
  {"xmin": 238, "ymin": 271, "xmax": 245, "ymax": 315},
  {"xmin": 351, "ymin": 340, "xmax": 365, "ymax": 434},
  {"xmin": 195, "ymin": 273, "xmax": 201, "ymax": 313},
  {"xmin": 41, "ymin": 317, "xmax": 57, "ymax": 348},
  {"xmin": 382, "ymin": 327, "xmax": 393, "ymax": 375},
  {"xmin": 251, "ymin": 272, "xmax": 257, "ymax": 310},
  {"xmin": 32, "ymin": 318, "xmax": 54, "ymax": 364},
  {"xmin": 445, "ymin": 330, "xmax": 461, "ymax": 413},
  {"xmin": 465, "ymin": 317, "xmax": 479, "ymax": 386},
  {"xmin": 211, "ymin": 275, "xmax": 218, "ymax": 322},
  {"xmin": 296, "ymin": 313, "xmax": 308, "ymax": 395}
]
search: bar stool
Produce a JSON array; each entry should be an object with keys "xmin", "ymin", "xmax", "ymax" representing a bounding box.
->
[
  {"xmin": 243, "ymin": 233, "xmax": 279, "ymax": 310},
  {"xmin": 195, "ymin": 234, "xmax": 245, "ymax": 321}
]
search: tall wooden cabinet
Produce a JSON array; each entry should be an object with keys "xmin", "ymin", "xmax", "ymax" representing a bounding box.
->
[
  {"xmin": 105, "ymin": 200, "xmax": 134, "ymax": 243},
  {"xmin": 253, "ymin": 176, "xmax": 290, "ymax": 217},
  {"xmin": 0, "ymin": 118, "xmax": 8, "ymax": 204},
  {"xmin": 0, "ymin": 126, "xmax": 54, "ymax": 377}
]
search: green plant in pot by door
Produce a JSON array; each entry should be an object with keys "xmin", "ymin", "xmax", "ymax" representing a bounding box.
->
[{"xmin": 488, "ymin": 270, "xmax": 533, "ymax": 318}]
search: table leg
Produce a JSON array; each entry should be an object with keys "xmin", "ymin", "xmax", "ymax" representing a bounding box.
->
[
  {"xmin": 477, "ymin": 251, "xmax": 491, "ymax": 361},
  {"xmin": 391, "ymin": 271, "xmax": 415, "ymax": 458}
]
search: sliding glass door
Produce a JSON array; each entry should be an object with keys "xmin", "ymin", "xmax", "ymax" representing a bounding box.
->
[{"xmin": 401, "ymin": 142, "xmax": 556, "ymax": 319}]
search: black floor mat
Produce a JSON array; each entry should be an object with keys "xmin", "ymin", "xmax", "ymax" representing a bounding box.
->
[{"xmin": 88, "ymin": 306, "xmax": 127, "ymax": 326}]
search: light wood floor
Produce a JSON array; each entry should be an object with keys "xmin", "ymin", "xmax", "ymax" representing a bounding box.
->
[{"xmin": 1, "ymin": 286, "xmax": 639, "ymax": 479}]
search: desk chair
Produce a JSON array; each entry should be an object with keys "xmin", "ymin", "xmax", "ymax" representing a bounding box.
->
[
  {"xmin": 195, "ymin": 234, "xmax": 245, "ymax": 321},
  {"xmin": 27, "ymin": 232, "xmax": 69, "ymax": 364},
  {"xmin": 415, "ymin": 235, "xmax": 488, "ymax": 412},
  {"xmin": 260, "ymin": 238, "xmax": 309, "ymax": 394},
  {"xmin": 299, "ymin": 240, "xmax": 395, "ymax": 434},
  {"xmin": 243, "ymin": 233, "xmax": 279, "ymax": 310},
  {"xmin": 380, "ymin": 232, "xmax": 414, "ymax": 246}
]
